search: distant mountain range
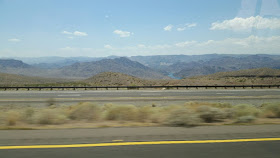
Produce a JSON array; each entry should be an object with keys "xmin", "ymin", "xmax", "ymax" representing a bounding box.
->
[
  {"xmin": 56, "ymin": 57, "xmax": 167, "ymax": 79},
  {"xmin": 173, "ymin": 55, "xmax": 280, "ymax": 78},
  {"xmin": 1, "ymin": 54, "xmax": 280, "ymax": 79},
  {"xmin": 1, "ymin": 68, "xmax": 279, "ymax": 86},
  {"xmin": 130, "ymin": 54, "xmax": 280, "ymax": 78},
  {"xmin": 84, "ymin": 68, "xmax": 280, "ymax": 86},
  {"xmin": 0, "ymin": 57, "xmax": 167, "ymax": 79}
]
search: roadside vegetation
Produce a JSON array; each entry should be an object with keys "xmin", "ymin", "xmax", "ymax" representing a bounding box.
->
[{"xmin": 0, "ymin": 102, "xmax": 280, "ymax": 129}]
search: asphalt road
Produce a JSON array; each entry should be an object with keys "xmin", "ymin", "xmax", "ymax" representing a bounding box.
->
[
  {"xmin": 0, "ymin": 89, "xmax": 279, "ymax": 106},
  {"xmin": 1, "ymin": 141, "xmax": 280, "ymax": 158},
  {"xmin": 1, "ymin": 125, "xmax": 280, "ymax": 158},
  {"xmin": 1, "ymin": 89, "xmax": 280, "ymax": 98},
  {"xmin": 1, "ymin": 125, "xmax": 280, "ymax": 146}
]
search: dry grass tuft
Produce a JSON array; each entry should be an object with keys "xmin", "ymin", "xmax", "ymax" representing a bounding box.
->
[
  {"xmin": 32, "ymin": 109, "xmax": 68, "ymax": 125},
  {"xmin": 5, "ymin": 111, "xmax": 21, "ymax": 126},
  {"xmin": 68, "ymin": 102, "xmax": 101, "ymax": 121},
  {"xmin": 233, "ymin": 104, "xmax": 261, "ymax": 118},
  {"xmin": 165, "ymin": 107, "xmax": 201, "ymax": 127},
  {"xmin": 105, "ymin": 105, "xmax": 137, "ymax": 121},
  {"xmin": 136, "ymin": 106, "xmax": 156, "ymax": 122},
  {"xmin": 261, "ymin": 103, "xmax": 280, "ymax": 118},
  {"xmin": 196, "ymin": 106, "xmax": 226, "ymax": 123},
  {"xmin": 235, "ymin": 115, "xmax": 256, "ymax": 123}
]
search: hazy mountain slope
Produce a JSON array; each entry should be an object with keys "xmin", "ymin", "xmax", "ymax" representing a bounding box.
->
[
  {"xmin": 129, "ymin": 54, "xmax": 225, "ymax": 69},
  {"xmin": 174, "ymin": 66, "xmax": 227, "ymax": 78},
  {"xmin": 57, "ymin": 57, "xmax": 168, "ymax": 79},
  {"xmin": 207, "ymin": 68, "xmax": 280, "ymax": 78},
  {"xmin": 16, "ymin": 56, "xmax": 107, "ymax": 69},
  {"xmin": 83, "ymin": 68, "xmax": 280, "ymax": 86},
  {"xmin": 176, "ymin": 68, "xmax": 280, "ymax": 86},
  {"xmin": 0, "ymin": 59, "xmax": 31, "ymax": 68},
  {"xmin": 84, "ymin": 72, "xmax": 154, "ymax": 86},
  {"xmin": 173, "ymin": 55, "xmax": 280, "ymax": 78},
  {"xmin": 0, "ymin": 59, "xmax": 49, "ymax": 77},
  {"xmin": 204, "ymin": 55, "xmax": 280, "ymax": 70},
  {"xmin": 0, "ymin": 72, "xmax": 63, "ymax": 86}
]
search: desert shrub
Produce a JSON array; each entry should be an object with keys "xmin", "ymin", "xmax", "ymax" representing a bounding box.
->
[
  {"xmin": 161, "ymin": 105, "xmax": 182, "ymax": 113},
  {"xmin": 223, "ymin": 108, "xmax": 235, "ymax": 119},
  {"xmin": 46, "ymin": 98, "xmax": 56, "ymax": 107},
  {"xmin": 235, "ymin": 115, "xmax": 256, "ymax": 123},
  {"xmin": 68, "ymin": 102, "xmax": 101, "ymax": 121},
  {"xmin": 150, "ymin": 112, "xmax": 166, "ymax": 123},
  {"xmin": 0, "ymin": 112, "xmax": 4, "ymax": 125},
  {"xmin": 233, "ymin": 104, "xmax": 261, "ymax": 118},
  {"xmin": 184, "ymin": 102, "xmax": 232, "ymax": 110},
  {"xmin": 214, "ymin": 103, "xmax": 233, "ymax": 108},
  {"xmin": 261, "ymin": 103, "xmax": 280, "ymax": 118},
  {"xmin": 4, "ymin": 111, "xmax": 21, "ymax": 126},
  {"xmin": 165, "ymin": 108, "xmax": 201, "ymax": 127},
  {"xmin": 21, "ymin": 107, "xmax": 35, "ymax": 123},
  {"xmin": 196, "ymin": 106, "xmax": 226, "ymax": 123},
  {"xmin": 105, "ymin": 105, "xmax": 135, "ymax": 120},
  {"xmin": 145, "ymin": 106, "xmax": 173, "ymax": 123},
  {"xmin": 184, "ymin": 101, "xmax": 207, "ymax": 108},
  {"xmin": 105, "ymin": 105, "xmax": 137, "ymax": 121},
  {"xmin": 136, "ymin": 106, "xmax": 155, "ymax": 122},
  {"xmin": 33, "ymin": 109, "xmax": 68, "ymax": 125}
]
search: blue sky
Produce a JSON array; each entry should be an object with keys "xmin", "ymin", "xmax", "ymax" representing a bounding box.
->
[{"xmin": 1, "ymin": 0, "xmax": 280, "ymax": 57}]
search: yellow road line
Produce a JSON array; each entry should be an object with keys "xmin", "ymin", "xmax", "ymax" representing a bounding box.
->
[{"xmin": 1, "ymin": 138, "xmax": 280, "ymax": 150}]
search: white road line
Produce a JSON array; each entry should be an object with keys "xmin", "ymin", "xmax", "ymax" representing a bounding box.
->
[
  {"xmin": 57, "ymin": 94, "xmax": 81, "ymax": 97},
  {"xmin": 216, "ymin": 93, "xmax": 234, "ymax": 95},
  {"xmin": 140, "ymin": 94, "xmax": 161, "ymax": 96}
]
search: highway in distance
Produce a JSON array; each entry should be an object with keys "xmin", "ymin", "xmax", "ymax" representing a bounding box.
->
[{"xmin": 0, "ymin": 89, "xmax": 279, "ymax": 105}]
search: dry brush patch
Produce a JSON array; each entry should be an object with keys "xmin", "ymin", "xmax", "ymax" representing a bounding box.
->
[{"xmin": 0, "ymin": 102, "xmax": 280, "ymax": 129}]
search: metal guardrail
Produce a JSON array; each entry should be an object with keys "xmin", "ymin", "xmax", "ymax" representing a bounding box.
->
[{"xmin": 0, "ymin": 85, "xmax": 279, "ymax": 91}]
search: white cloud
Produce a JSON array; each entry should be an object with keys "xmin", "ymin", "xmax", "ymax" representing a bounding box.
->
[
  {"xmin": 82, "ymin": 48, "xmax": 93, "ymax": 51},
  {"xmin": 73, "ymin": 31, "xmax": 88, "ymax": 36},
  {"xmin": 210, "ymin": 16, "xmax": 280, "ymax": 31},
  {"xmin": 59, "ymin": 47, "xmax": 93, "ymax": 53},
  {"xmin": 177, "ymin": 27, "xmax": 186, "ymax": 31},
  {"xmin": 61, "ymin": 31, "xmax": 72, "ymax": 35},
  {"xmin": 113, "ymin": 30, "xmax": 132, "ymax": 37},
  {"xmin": 177, "ymin": 23, "xmax": 197, "ymax": 31},
  {"xmin": 8, "ymin": 38, "xmax": 21, "ymax": 42},
  {"xmin": 99, "ymin": 35, "xmax": 280, "ymax": 56},
  {"xmin": 195, "ymin": 35, "xmax": 280, "ymax": 54},
  {"xmin": 175, "ymin": 41, "xmax": 197, "ymax": 47},
  {"xmin": 56, "ymin": 47, "xmax": 95, "ymax": 57},
  {"xmin": 60, "ymin": 46, "xmax": 77, "ymax": 51},
  {"xmin": 164, "ymin": 24, "xmax": 173, "ymax": 31},
  {"xmin": 104, "ymin": 44, "xmax": 113, "ymax": 49},
  {"xmin": 61, "ymin": 31, "xmax": 88, "ymax": 36},
  {"xmin": 137, "ymin": 44, "xmax": 146, "ymax": 48},
  {"xmin": 187, "ymin": 23, "xmax": 197, "ymax": 28}
]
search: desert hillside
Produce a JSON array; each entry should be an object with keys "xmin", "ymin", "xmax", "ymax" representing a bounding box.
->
[{"xmin": 0, "ymin": 73, "xmax": 64, "ymax": 86}]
